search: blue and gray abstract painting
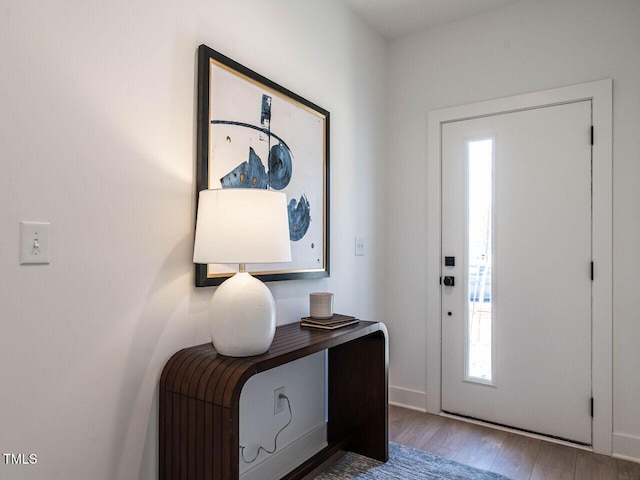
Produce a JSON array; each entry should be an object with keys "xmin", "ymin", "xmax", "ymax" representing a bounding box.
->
[{"xmin": 213, "ymin": 93, "xmax": 311, "ymax": 241}]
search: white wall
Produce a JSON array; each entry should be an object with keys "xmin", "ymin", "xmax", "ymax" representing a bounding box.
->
[
  {"xmin": 386, "ymin": 0, "xmax": 640, "ymax": 460},
  {"xmin": 239, "ymin": 352, "xmax": 326, "ymax": 480},
  {"xmin": 0, "ymin": 1, "xmax": 387, "ymax": 479}
]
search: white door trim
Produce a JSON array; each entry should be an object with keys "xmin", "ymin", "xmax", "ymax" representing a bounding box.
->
[{"xmin": 426, "ymin": 79, "xmax": 612, "ymax": 454}]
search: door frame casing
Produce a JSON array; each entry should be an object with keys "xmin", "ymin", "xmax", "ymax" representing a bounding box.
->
[{"xmin": 426, "ymin": 79, "xmax": 612, "ymax": 454}]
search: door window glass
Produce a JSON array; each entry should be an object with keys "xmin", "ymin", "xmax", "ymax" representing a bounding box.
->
[{"xmin": 467, "ymin": 138, "xmax": 493, "ymax": 383}]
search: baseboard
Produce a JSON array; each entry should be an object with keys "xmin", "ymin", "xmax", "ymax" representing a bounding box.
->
[
  {"xmin": 388, "ymin": 385, "xmax": 427, "ymax": 412},
  {"xmin": 240, "ymin": 422, "xmax": 327, "ymax": 480},
  {"xmin": 613, "ymin": 432, "xmax": 640, "ymax": 464}
]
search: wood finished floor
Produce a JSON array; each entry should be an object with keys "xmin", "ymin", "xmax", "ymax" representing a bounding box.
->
[{"xmin": 389, "ymin": 405, "xmax": 640, "ymax": 480}]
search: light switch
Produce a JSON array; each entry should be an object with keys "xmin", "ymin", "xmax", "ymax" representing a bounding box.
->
[
  {"xmin": 20, "ymin": 222, "xmax": 50, "ymax": 265},
  {"xmin": 355, "ymin": 237, "xmax": 365, "ymax": 256}
]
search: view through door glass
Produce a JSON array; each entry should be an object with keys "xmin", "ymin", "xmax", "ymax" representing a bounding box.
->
[{"xmin": 467, "ymin": 138, "xmax": 493, "ymax": 384}]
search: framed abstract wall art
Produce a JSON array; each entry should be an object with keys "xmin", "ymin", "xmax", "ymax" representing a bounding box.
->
[{"xmin": 195, "ymin": 44, "xmax": 330, "ymax": 286}]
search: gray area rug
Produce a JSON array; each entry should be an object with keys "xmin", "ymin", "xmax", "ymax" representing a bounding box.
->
[{"xmin": 314, "ymin": 443, "xmax": 510, "ymax": 479}]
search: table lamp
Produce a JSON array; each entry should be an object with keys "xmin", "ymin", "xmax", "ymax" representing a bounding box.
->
[{"xmin": 193, "ymin": 188, "xmax": 292, "ymax": 356}]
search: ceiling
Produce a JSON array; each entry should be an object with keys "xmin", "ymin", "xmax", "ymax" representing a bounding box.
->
[{"xmin": 340, "ymin": 0, "xmax": 524, "ymax": 40}]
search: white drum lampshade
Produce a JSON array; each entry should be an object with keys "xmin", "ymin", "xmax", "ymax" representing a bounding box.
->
[{"xmin": 193, "ymin": 189, "xmax": 292, "ymax": 357}]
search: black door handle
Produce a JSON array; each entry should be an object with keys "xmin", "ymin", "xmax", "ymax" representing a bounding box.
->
[{"xmin": 443, "ymin": 276, "xmax": 455, "ymax": 287}]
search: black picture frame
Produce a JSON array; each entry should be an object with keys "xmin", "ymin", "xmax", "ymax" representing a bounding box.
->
[{"xmin": 195, "ymin": 44, "xmax": 330, "ymax": 287}]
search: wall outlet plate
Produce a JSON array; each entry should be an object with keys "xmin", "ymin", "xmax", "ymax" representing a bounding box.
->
[{"xmin": 274, "ymin": 387, "xmax": 285, "ymax": 414}]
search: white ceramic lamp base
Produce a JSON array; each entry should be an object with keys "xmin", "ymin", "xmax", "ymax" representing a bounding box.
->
[{"xmin": 209, "ymin": 271, "xmax": 276, "ymax": 357}]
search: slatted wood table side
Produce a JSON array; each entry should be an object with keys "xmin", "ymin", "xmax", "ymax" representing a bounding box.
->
[{"xmin": 159, "ymin": 320, "xmax": 388, "ymax": 480}]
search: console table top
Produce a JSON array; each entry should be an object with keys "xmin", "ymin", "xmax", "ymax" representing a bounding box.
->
[{"xmin": 160, "ymin": 320, "xmax": 385, "ymax": 406}]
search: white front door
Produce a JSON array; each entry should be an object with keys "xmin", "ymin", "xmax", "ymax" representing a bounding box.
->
[{"xmin": 441, "ymin": 100, "xmax": 593, "ymax": 444}]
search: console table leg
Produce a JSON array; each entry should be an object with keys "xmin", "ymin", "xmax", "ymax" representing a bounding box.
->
[{"xmin": 327, "ymin": 331, "xmax": 388, "ymax": 461}]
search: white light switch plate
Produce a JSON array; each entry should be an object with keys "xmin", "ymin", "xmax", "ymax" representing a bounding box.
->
[
  {"xmin": 20, "ymin": 221, "xmax": 50, "ymax": 265},
  {"xmin": 355, "ymin": 237, "xmax": 365, "ymax": 256}
]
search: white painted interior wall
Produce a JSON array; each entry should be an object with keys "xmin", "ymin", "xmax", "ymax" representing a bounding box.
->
[
  {"xmin": 385, "ymin": 0, "xmax": 640, "ymax": 461},
  {"xmin": 0, "ymin": 1, "xmax": 386, "ymax": 479},
  {"xmin": 239, "ymin": 352, "xmax": 326, "ymax": 480}
]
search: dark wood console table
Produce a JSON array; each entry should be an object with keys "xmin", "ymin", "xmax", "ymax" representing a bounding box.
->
[{"xmin": 159, "ymin": 320, "xmax": 388, "ymax": 480}]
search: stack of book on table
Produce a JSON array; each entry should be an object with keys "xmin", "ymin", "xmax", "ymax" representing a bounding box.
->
[{"xmin": 300, "ymin": 314, "xmax": 359, "ymax": 330}]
